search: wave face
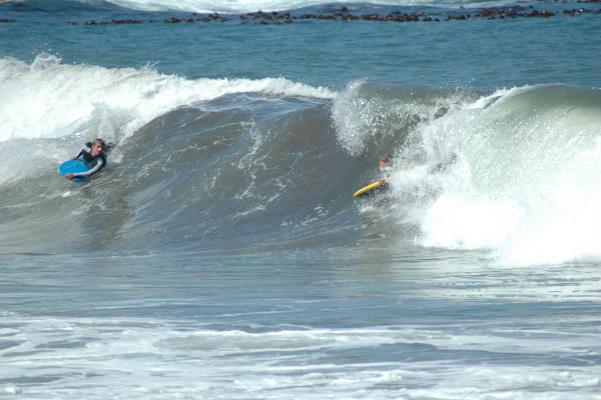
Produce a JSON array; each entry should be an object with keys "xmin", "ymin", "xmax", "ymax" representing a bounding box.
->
[
  {"xmin": 1, "ymin": 56, "xmax": 601, "ymax": 265},
  {"xmin": 11, "ymin": 0, "xmax": 527, "ymax": 13},
  {"xmin": 0, "ymin": 55, "xmax": 344, "ymax": 254}
]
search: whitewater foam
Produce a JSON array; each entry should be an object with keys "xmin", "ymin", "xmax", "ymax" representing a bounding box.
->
[
  {"xmin": 386, "ymin": 85, "xmax": 601, "ymax": 265},
  {"xmin": 0, "ymin": 54, "xmax": 334, "ymax": 143},
  {"xmin": 3, "ymin": 313, "xmax": 601, "ymax": 400},
  {"xmin": 341, "ymin": 83, "xmax": 601, "ymax": 265}
]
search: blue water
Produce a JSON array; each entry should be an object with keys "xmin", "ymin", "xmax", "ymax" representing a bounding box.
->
[
  {"xmin": 3, "ymin": 2, "xmax": 601, "ymax": 89},
  {"xmin": 1, "ymin": 0, "xmax": 601, "ymax": 398}
]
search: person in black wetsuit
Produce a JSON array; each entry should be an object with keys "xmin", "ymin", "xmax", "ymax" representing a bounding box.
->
[{"xmin": 65, "ymin": 138, "xmax": 107, "ymax": 180}]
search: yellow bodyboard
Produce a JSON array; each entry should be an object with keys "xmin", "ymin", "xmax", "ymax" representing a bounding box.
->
[{"xmin": 353, "ymin": 180, "xmax": 383, "ymax": 198}]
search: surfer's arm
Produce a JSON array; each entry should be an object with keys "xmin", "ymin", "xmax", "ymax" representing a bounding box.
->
[
  {"xmin": 71, "ymin": 147, "xmax": 85, "ymax": 160},
  {"xmin": 71, "ymin": 148, "xmax": 83, "ymax": 160},
  {"xmin": 71, "ymin": 144, "xmax": 92, "ymax": 160},
  {"xmin": 71, "ymin": 158, "xmax": 104, "ymax": 177}
]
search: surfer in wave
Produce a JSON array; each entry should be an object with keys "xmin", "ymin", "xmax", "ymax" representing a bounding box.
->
[
  {"xmin": 64, "ymin": 138, "xmax": 108, "ymax": 180},
  {"xmin": 377, "ymin": 153, "xmax": 393, "ymax": 185}
]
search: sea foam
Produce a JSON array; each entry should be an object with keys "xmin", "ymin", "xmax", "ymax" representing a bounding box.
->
[
  {"xmin": 391, "ymin": 85, "xmax": 601, "ymax": 265},
  {"xmin": 0, "ymin": 54, "xmax": 334, "ymax": 143}
]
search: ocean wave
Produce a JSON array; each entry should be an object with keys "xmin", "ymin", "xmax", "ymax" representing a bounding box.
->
[
  {"xmin": 0, "ymin": 56, "xmax": 347, "ymax": 254},
  {"xmin": 1, "ymin": 58, "xmax": 600, "ymax": 265}
]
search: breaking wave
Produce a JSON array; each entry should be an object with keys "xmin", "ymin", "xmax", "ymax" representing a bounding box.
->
[{"xmin": 1, "ymin": 55, "xmax": 600, "ymax": 265}]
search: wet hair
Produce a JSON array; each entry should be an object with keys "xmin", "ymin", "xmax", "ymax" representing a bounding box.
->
[
  {"xmin": 94, "ymin": 138, "xmax": 106, "ymax": 151},
  {"xmin": 94, "ymin": 138, "xmax": 115, "ymax": 154}
]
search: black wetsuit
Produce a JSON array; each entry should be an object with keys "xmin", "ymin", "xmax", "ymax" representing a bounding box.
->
[{"xmin": 71, "ymin": 142, "xmax": 107, "ymax": 177}]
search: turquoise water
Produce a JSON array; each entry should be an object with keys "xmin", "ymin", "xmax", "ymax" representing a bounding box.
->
[
  {"xmin": 3, "ymin": 3, "xmax": 600, "ymax": 89},
  {"xmin": 1, "ymin": 1, "xmax": 601, "ymax": 398}
]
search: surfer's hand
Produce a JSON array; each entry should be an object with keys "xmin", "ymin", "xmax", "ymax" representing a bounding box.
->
[{"xmin": 66, "ymin": 173, "xmax": 74, "ymax": 180}]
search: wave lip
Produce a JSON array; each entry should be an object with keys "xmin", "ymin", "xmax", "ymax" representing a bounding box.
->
[{"xmin": 0, "ymin": 54, "xmax": 335, "ymax": 143}]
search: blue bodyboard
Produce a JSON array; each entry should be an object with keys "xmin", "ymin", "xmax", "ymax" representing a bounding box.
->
[{"xmin": 58, "ymin": 159, "xmax": 90, "ymax": 182}]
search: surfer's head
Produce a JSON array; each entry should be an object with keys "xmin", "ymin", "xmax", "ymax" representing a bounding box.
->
[
  {"xmin": 378, "ymin": 154, "xmax": 391, "ymax": 171},
  {"xmin": 91, "ymin": 139, "xmax": 106, "ymax": 157}
]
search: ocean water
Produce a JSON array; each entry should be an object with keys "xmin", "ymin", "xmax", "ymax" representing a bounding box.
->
[{"xmin": 1, "ymin": 0, "xmax": 601, "ymax": 398}]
